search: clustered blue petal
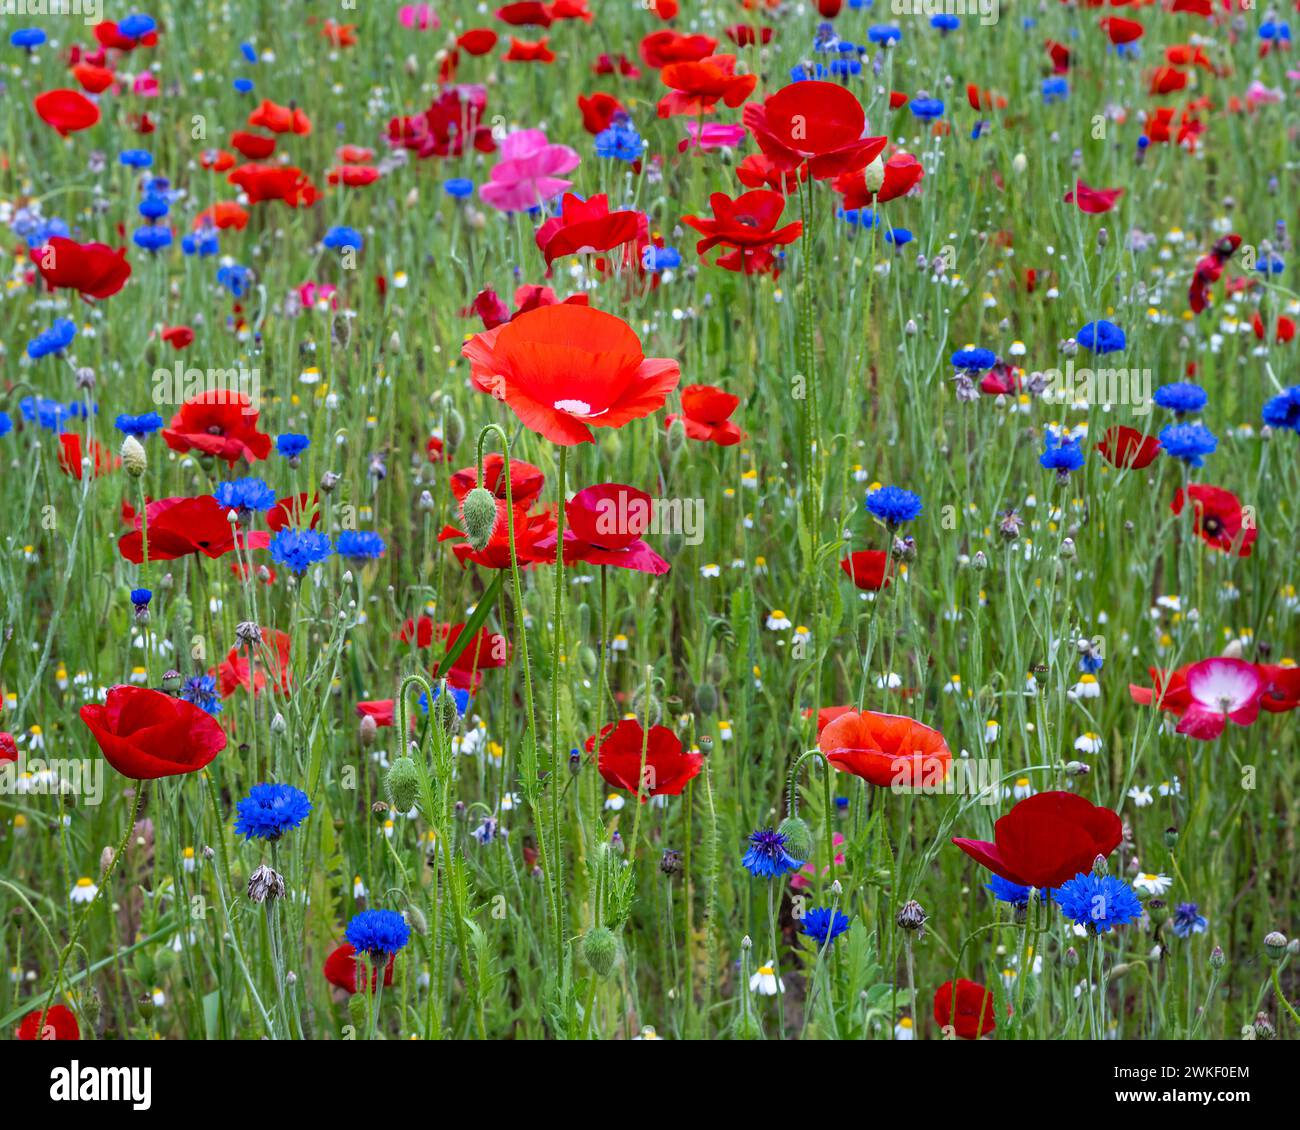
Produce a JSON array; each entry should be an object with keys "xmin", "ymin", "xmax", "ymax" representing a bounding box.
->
[
  {"xmin": 866, "ymin": 484, "xmax": 923, "ymax": 527},
  {"xmin": 1040, "ymin": 431, "xmax": 1085, "ymax": 476},
  {"xmin": 130, "ymin": 588, "xmax": 153, "ymax": 607},
  {"xmin": 116, "ymin": 412, "xmax": 165, "ymax": 437},
  {"xmin": 801, "ymin": 907, "xmax": 852, "ymax": 946},
  {"xmin": 336, "ymin": 530, "xmax": 387, "ymax": 560},
  {"xmin": 1171, "ymin": 901, "xmax": 1209, "ymax": 938},
  {"xmin": 276, "ymin": 432, "xmax": 311, "ymax": 458},
  {"xmin": 741, "ymin": 828, "xmax": 804, "ymax": 879},
  {"xmin": 951, "ymin": 347, "xmax": 997, "ymax": 372},
  {"xmin": 1076, "ymin": 320, "xmax": 1126, "ymax": 354},
  {"xmin": 214, "ymin": 477, "xmax": 277, "ymax": 512},
  {"xmin": 417, "ymin": 684, "xmax": 472, "ymax": 717},
  {"xmin": 1056, "ymin": 872, "xmax": 1143, "ymax": 934},
  {"xmin": 323, "ymin": 226, "xmax": 363, "ymax": 251},
  {"xmin": 1153, "ymin": 381, "xmax": 1208, "ymax": 415},
  {"xmin": 910, "ymin": 97, "xmax": 945, "ymax": 120},
  {"xmin": 345, "ymin": 909, "xmax": 411, "ymax": 957},
  {"xmin": 1158, "ymin": 422, "xmax": 1217, "ymax": 467},
  {"xmin": 27, "ymin": 318, "xmax": 77, "ymax": 360},
  {"xmin": 234, "ymin": 782, "xmax": 312, "ymax": 840},
  {"xmin": 269, "ymin": 530, "xmax": 334, "ymax": 573},
  {"xmin": 179, "ymin": 674, "xmax": 222, "ymax": 716},
  {"xmin": 595, "ymin": 119, "xmax": 643, "ymax": 162},
  {"xmin": 444, "ymin": 178, "xmax": 474, "ymax": 198},
  {"xmin": 1262, "ymin": 386, "xmax": 1300, "ymax": 433}
]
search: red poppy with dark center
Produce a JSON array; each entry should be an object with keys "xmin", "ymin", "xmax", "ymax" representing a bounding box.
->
[
  {"xmin": 933, "ymin": 980, "xmax": 998, "ymax": 1039},
  {"xmin": 35, "ymin": 89, "xmax": 100, "ymax": 136},
  {"xmin": 216, "ymin": 629, "xmax": 292, "ymax": 698},
  {"xmin": 1096, "ymin": 425, "xmax": 1160, "ymax": 469},
  {"xmin": 31, "ymin": 237, "xmax": 130, "ymax": 299},
  {"xmin": 657, "ymin": 55, "xmax": 757, "ymax": 117},
  {"xmin": 666, "ymin": 384, "xmax": 744, "ymax": 446},
  {"xmin": 682, "ymin": 189, "xmax": 803, "ymax": 260},
  {"xmin": 118, "ymin": 496, "xmax": 271, "ymax": 563},
  {"xmin": 17, "ymin": 1004, "xmax": 80, "ymax": 1041},
  {"xmin": 535, "ymin": 193, "xmax": 644, "ymax": 267},
  {"xmin": 1171, "ymin": 483, "xmax": 1256, "ymax": 557},
  {"xmin": 835, "ymin": 151, "xmax": 924, "ymax": 207},
  {"xmin": 80, "ymin": 686, "xmax": 228, "ymax": 780},
  {"xmin": 462, "ymin": 304, "xmax": 680, "ymax": 446},
  {"xmin": 840, "ymin": 550, "xmax": 892, "ymax": 590},
  {"xmin": 818, "ymin": 709, "xmax": 950, "ymax": 789},
  {"xmin": 952, "ymin": 791, "xmax": 1122, "ymax": 890},
  {"xmin": 1256, "ymin": 664, "xmax": 1300, "ymax": 713},
  {"xmin": 248, "ymin": 99, "xmax": 312, "ymax": 135},
  {"xmin": 597, "ymin": 718, "xmax": 703, "ymax": 800},
  {"xmin": 1065, "ymin": 180, "xmax": 1125, "ymax": 214},
  {"xmin": 387, "ymin": 88, "xmax": 494, "ymax": 159},
  {"xmin": 162, "ymin": 391, "xmax": 273, "ymax": 465},
  {"xmin": 58, "ymin": 433, "xmax": 119, "ymax": 480},
  {"xmin": 450, "ymin": 454, "xmax": 545, "ymax": 509},
  {"xmin": 531, "ymin": 482, "xmax": 670, "ymax": 574},
  {"xmin": 744, "ymin": 81, "xmax": 886, "ymax": 179},
  {"xmin": 228, "ymin": 164, "xmax": 319, "ymax": 207},
  {"xmin": 323, "ymin": 943, "xmax": 395, "ymax": 994}
]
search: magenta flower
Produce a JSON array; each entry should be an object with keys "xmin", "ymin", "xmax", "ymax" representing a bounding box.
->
[
  {"xmin": 1175, "ymin": 658, "xmax": 1264, "ymax": 741},
  {"xmin": 399, "ymin": 4, "xmax": 438, "ymax": 30},
  {"xmin": 680, "ymin": 121, "xmax": 747, "ymax": 153},
  {"xmin": 479, "ymin": 129, "xmax": 580, "ymax": 213}
]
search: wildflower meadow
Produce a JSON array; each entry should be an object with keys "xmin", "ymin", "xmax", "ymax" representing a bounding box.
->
[{"xmin": 1, "ymin": 0, "xmax": 1299, "ymax": 1076}]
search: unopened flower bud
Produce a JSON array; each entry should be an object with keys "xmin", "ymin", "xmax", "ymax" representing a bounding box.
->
[
  {"xmin": 461, "ymin": 486, "xmax": 499, "ymax": 552},
  {"xmin": 121, "ymin": 435, "xmax": 147, "ymax": 476}
]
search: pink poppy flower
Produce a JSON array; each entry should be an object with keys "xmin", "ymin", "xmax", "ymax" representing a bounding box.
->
[
  {"xmin": 132, "ymin": 73, "xmax": 159, "ymax": 97},
  {"xmin": 297, "ymin": 282, "xmax": 338, "ymax": 310},
  {"xmin": 479, "ymin": 128, "xmax": 580, "ymax": 213},
  {"xmin": 679, "ymin": 121, "xmax": 747, "ymax": 152},
  {"xmin": 400, "ymin": 4, "xmax": 438, "ymax": 30},
  {"xmin": 1175, "ymin": 658, "xmax": 1264, "ymax": 741}
]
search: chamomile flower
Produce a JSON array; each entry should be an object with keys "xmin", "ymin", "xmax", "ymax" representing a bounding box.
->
[
  {"xmin": 1074, "ymin": 732, "xmax": 1103, "ymax": 755},
  {"xmin": 70, "ymin": 877, "xmax": 97, "ymax": 904},
  {"xmin": 1070, "ymin": 673, "xmax": 1101, "ymax": 699},
  {"xmin": 1127, "ymin": 785, "xmax": 1154, "ymax": 808},
  {"xmin": 766, "ymin": 610, "xmax": 792, "ymax": 631},
  {"xmin": 1133, "ymin": 872, "xmax": 1172, "ymax": 897},
  {"xmin": 749, "ymin": 962, "xmax": 784, "ymax": 995}
]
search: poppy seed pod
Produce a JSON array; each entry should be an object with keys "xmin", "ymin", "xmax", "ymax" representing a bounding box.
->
[
  {"xmin": 582, "ymin": 926, "xmax": 619, "ymax": 978},
  {"xmin": 386, "ymin": 756, "xmax": 420, "ymax": 812},
  {"xmin": 461, "ymin": 486, "xmax": 499, "ymax": 552}
]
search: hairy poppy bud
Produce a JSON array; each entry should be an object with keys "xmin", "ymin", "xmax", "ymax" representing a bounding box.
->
[
  {"xmin": 777, "ymin": 815, "xmax": 814, "ymax": 861},
  {"xmin": 121, "ymin": 435, "xmax": 147, "ymax": 477},
  {"xmin": 442, "ymin": 403, "xmax": 465, "ymax": 451},
  {"xmin": 347, "ymin": 991, "xmax": 367, "ymax": 1028},
  {"xmin": 694, "ymin": 681, "xmax": 718, "ymax": 715},
  {"xmin": 582, "ymin": 926, "xmax": 619, "ymax": 978},
  {"xmin": 666, "ymin": 415, "xmax": 687, "ymax": 454},
  {"xmin": 461, "ymin": 486, "xmax": 498, "ymax": 552},
  {"xmin": 386, "ymin": 756, "xmax": 420, "ymax": 812}
]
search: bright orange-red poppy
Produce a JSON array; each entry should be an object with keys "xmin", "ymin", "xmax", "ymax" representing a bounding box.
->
[{"xmin": 818, "ymin": 709, "xmax": 950, "ymax": 789}]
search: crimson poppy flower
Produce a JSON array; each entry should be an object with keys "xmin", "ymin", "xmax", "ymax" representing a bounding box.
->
[
  {"xmin": 398, "ymin": 615, "xmax": 437, "ymax": 650},
  {"xmin": 1065, "ymin": 180, "xmax": 1125, "ymax": 214},
  {"xmin": 463, "ymin": 304, "xmax": 680, "ymax": 446},
  {"xmin": 597, "ymin": 718, "xmax": 703, "ymax": 801},
  {"xmin": 1096, "ymin": 425, "xmax": 1160, "ymax": 469},
  {"xmin": 324, "ymin": 943, "xmax": 395, "ymax": 994},
  {"xmin": 657, "ymin": 54, "xmax": 757, "ymax": 117},
  {"xmin": 640, "ymin": 30, "xmax": 717, "ymax": 69},
  {"xmin": 32, "ymin": 238, "xmax": 130, "ymax": 300},
  {"xmin": 816, "ymin": 0, "xmax": 843, "ymax": 14},
  {"xmin": 118, "ymin": 496, "xmax": 271, "ymax": 563},
  {"xmin": 682, "ymin": 189, "xmax": 802, "ymax": 261},
  {"xmin": 818, "ymin": 709, "xmax": 950, "ymax": 789},
  {"xmin": 230, "ymin": 130, "xmax": 277, "ymax": 159},
  {"xmin": 17, "ymin": 1004, "xmax": 80, "ymax": 1041},
  {"xmin": 34, "ymin": 89, "xmax": 100, "ymax": 136},
  {"xmin": 162, "ymin": 391, "xmax": 273, "ymax": 465},
  {"xmin": 458, "ymin": 28, "xmax": 499, "ymax": 54},
  {"xmin": 1129, "ymin": 664, "xmax": 1194, "ymax": 714},
  {"xmin": 1171, "ymin": 483, "xmax": 1256, "ymax": 557},
  {"xmin": 388, "ymin": 87, "xmax": 494, "ymax": 159},
  {"xmin": 328, "ymin": 165, "xmax": 381, "ymax": 187},
  {"xmin": 726, "ymin": 24, "xmax": 773, "ymax": 47},
  {"xmin": 666, "ymin": 384, "xmax": 744, "ymax": 446},
  {"xmin": 839, "ymin": 550, "xmax": 892, "ymax": 591},
  {"xmin": 577, "ymin": 91, "xmax": 624, "ymax": 134},
  {"xmin": 504, "ymin": 36, "xmax": 555, "ymax": 62},
  {"xmin": 161, "ymin": 324, "xmax": 194, "ymax": 349},
  {"xmin": 450, "ymin": 454, "xmax": 545, "ymax": 508},
  {"xmin": 1100, "ymin": 16, "xmax": 1144, "ymax": 44},
  {"xmin": 80, "ymin": 686, "xmax": 227, "ymax": 780},
  {"xmin": 94, "ymin": 20, "xmax": 157, "ymax": 50},
  {"xmin": 551, "ymin": 0, "xmax": 592, "ymax": 17},
  {"xmin": 531, "ymin": 482, "xmax": 670, "ymax": 574},
  {"xmin": 736, "ymin": 153, "xmax": 807, "ymax": 192},
  {"xmin": 933, "ymin": 979, "xmax": 998, "ymax": 1039},
  {"xmin": 744, "ymin": 81, "xmax": 886, "ymax": 179},
  {"xmin": 1149, "ymin": 66, "xmax": 1188, "ymax": 95},
  {"xmin": 1045, "ymin": 39, "xmax": 1071, "ymax": 73},
  {"xmin": 952, "ymin": 791, "xmax": 1122, "ymax": 890},
  {"xmin": 535, "ymin": 193, "xmax": 644, "ymax": 267},
  {"xmin": 439, "ymin": 505, "xmax": 557, "ymax": 568},
  {"xmin": 72, "ymin": 62, "xmax": 115, "ymax": 94},
  {"xmin": 248, "ymin": 98, "xmax": 312, "ymax": 135},
  {"xmin": 58, "ymin": 433, "xmax": 119, "ymax": 480},
  {"xmin": 498, "ymin": 0, "xmax": 552, "ymax": 25},
  {"xmin": 0, "ymin": 731, "xmax": 16, "ymax": 763},
  {"xmin": 1256, "ymin": 663, "xmax": 1300, "ymax": 713},
  {"xmin": 1175, "ymin": 658, "xmax": 1263, "ymax": 740},
  {"xmin": 1252, "ymin": 313, "xmax": 1296, "ymax": 343},
  {"xmin": 814, "ymin": 705, "xmax": 854, "ymax": 736},
  {"xmin": 834, "ymin": 151, "xmax": 925, "ymax": 210},
  {"xmin": 321, "ymin": 19, "xmax": 357, "ymax": 46},
  {"xmin": 1188, "ymin": 234, "xmax": 1239, "ymax": 314},
  {"xmin": 216, "ymin": 628, "xmax": 292, "ymax": 698},
  {"xmin": 648, "ymin": 0, "xmax": 678, "ymax": 16},
  {"xmin": 965, "ymin": 84, "xmax": 1007, "ymax": 111},
  {"xmin": 228, "ymin": 163, "xmax": 320, "ymax": 207}
]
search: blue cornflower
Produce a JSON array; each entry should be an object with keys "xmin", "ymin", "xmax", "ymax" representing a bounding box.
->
[
  {"xmin": 20, "ymin": 395, "xmax": 75, "ymax": 431},
  {"xmin": 951, "ymin": 347, "xmax": 997, "ymax": 372},
  {"xmin": 885, "ymin": 228, "xmax": 913, "ymax": 248},
  {"xmin": 345, "ymin": 909, "xmax": 411, "ymax": 958},
  {"xmin": 179, "ymin": 674, "xmax": 222, "ymax": 716},
  {"xmin": 930, "ymin": 14, "xmax": 959, "ymax": 31},
  {"xmin": 1076, "ymin": 320, "xmax": 1126, "ymax": 354},
  {"xmin": 119, "ymin": 149, "xmax": 153, "ymax": 168},
  {"xmin": 1262, "ymin": 386, "xmax": 1300, "ymax": 433},
  {"xmin": 801, "ymin": 907, "xmax": 851, "ymax": 946},
  {"xmin": 595, "ymin": 118, "xmax": 643, "ymax": 162},
  {"xmin": 417, "ymin": 684, "xmax": 471, "ymax": 718},
  {"xmin": 1153, "ymin": 381, "xmax": 1208, "ymax": 416},
  {"xmin": 1255, "ymin": 253, "xmax": 1285, "ymax": 276},
  {"xmin": 1056, "ymin": 872, "xmax": 1143, "ymax": 934},
  {"xmin": 0, "ymin": 413, "xmax": 11, "ymax": 439},
  {"xmin": 641, "ymin": 246, "xmax": 681, "ymax": 273},
  {"xmin": 1171, "ymin": 901, "xmax": 1208, "ymax": 938},
  {"xmin": 1079, "ymin": 652, "xmax": 1104, "ymax": 675},
  {"xmin": 133, "ymin": 226, "xmax": 173, "ymax": 252},
  {"xmin": 335, "ymin": 531, "xmax": 387, "ymax": 560},
  {"xmin": 1159, "ymin": 422, "xmax": 1217, "ymax": 468},
  {"xmin": 118, "ymin": 14, "xmax": 158, "ymax": 39},
  {"xmin": 233, "ymin": 77, "xmax": 255, "ymax": 94},
  {"xmin": 1040, "ymin": 431, "xmax": 1086, "ymax": 478},
  {"xmin": 214, "ymin": 477, "xmax": 276, "ymax": 512},
  {"xmin": 866, "ymin": 484, "xmax": 923, "ymax": 527},
  {"xmin": 130, "ymin": 588, "xmax": 153, "ymax": 608},
  {"xmin": 116, "ymin": 412, "xmax": 165, "ymax": 437},
  {"xmin": 269, "ymin": 529, "xmax": 333, "ymax": 573},
  {"xmin": 183, "ymin": 228, "xmax": 219, "ymax": 256},
  {"xmin": 867, "ymin": 25, "xmax": 902, "ymax": 45},
  {"xmin": 444, "ymin": 178, "xmax": 474, "ymax": 198},
  {"xmin": 240, "ymin": 41, "xmax": 257, "ymax": 63},
  {"xmin": 217, "ymin": 263, "xmax": 251, "ymax": 297},
  {"xmin": 139, "ymin": 193, "xmax": 169, "ymax": 221},
  {"xmin": 1259, "ymin": 20, "xmax": 1292, "ymax": 42},
  {"xmin": 10, "ymin": 28, "xmax": 46, "ymax": 48},
  {"xmin": 910, "ymin": 97, "xmax": 945, "ymax": 120},
  {"xmin": 742, "ymin": 828, "xmax": 804, "ymax": 879},
  {"xmin": 323, "ymin": 225, "xmax": 363, "ymax": 252},
  {"xmin": 234, "ymin": 783, "xmax": 312, "ymax": 841},
  {"xmin": 838, "ymin": 207, "xmax": 879, "ymax": 230},
  {"xmin": 276, "ymin": 432, "xmax": 310, "ymax": 458},
  {"xmin": 21, "ymin": 216, "xmax": 71, "ymax": 248},
  {"xmin": 986, "ymin": 875, "xmax": 1040, "ymax": 909},
  {"xmin": 1042, "ymin": 77, "xmax": 1069, "ymax": 104},
  {"xmin": 27, "ymin": 318, "xmax": 77, "ymax": 360}
]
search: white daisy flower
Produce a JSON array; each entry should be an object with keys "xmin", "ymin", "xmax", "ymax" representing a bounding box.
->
[{"xmin": 749, "ymin": 962, "xmax": 784, "ymax": 996}]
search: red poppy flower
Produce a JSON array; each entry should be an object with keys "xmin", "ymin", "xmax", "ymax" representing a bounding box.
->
[
  {"xmin": 387, "ymin": 88, "xmax": 494, "ymax": 159},
  {"xmin": 117, "ymin": 496, "xmax": 271, "ymax": 563},
  {"xmin": 462, "ymin": 304, "xmax": 680, "ymax": 446},
  {"xmin": 966, "ymin": 84, "xmax": 1007, "ymax": 111},
  {"xmin": 324, "ymin": 943, "xmax": 395, "ymax": 994},
  {"xmin": 1100, "ymin": 16, "xmax": 1144, "ymax": 44},
  {"xmin": 497, "ymin": 1, "xmax": 552, "ymax": 25},
  {"xmin": 0, "ymin": 732, "xmax": 16, "ymax": 763},
  {"xmin": 726, "ymin": 24, "xmax": 773, "ymax": 47},
  {"xmin": 835, "ymin": 151, "xmax": 924, "ymax": 208},
  {"xmin": 216, "ymin": 628, "xmax": 292, "ymax": 698},
  {"xmin": 230, "ymin": 130, "xmax": 277, "ymax": 159},
  {"xmin": 72, "ymin": 63, "xmax": 115, "ymax": 94},
  {"xmin": 839, "ymin": 550, "xmax": 892, "ymax": 591},
  {"xmin": 736, "ymin": 153, "xmax": 807, "ymax": 192},
  {"xmin": 94, "ymin": 20, "xmax": 157, "ymax": 50},
  {"xmin": 648, "ymin": 0, "xmax": 679, "ymax": 16},
  {"xmin": 666, "ymin": 384, "xmax": 744, "ymax": 446},
  {"xmin": 398, "ymin": 615, "xmax": 437, "ymax": 650},
  {"xmin": 321, "ymin": 19, "xmax": 357, "ymax": 47},
  {"xmin": 1188, "ymin": 234, "xmax": 1240, "ymax": 314},
  {"xmin": 458, "ymin": 28, "xmax": 499, "ymax": 54},
  {"xmin": 162, "ymin": 391, "xmax": 273, "ymax": 465},
  {"xmin": 535, "ymin": 193, "xmax": 644, "ymax": 267},
  {"xmin": 657, "ymin": 54, "xmax": 757, "ymax": 117},
  {"xmin": 1149, "ymin": 66, "xmax": 1188, "ymax": 95},
  {"xmin": 814, "ymin": 705, "xmax": 854, "ymax": 736},
  {"xmin": 30, "ymin": 236, "xmax": 129, "ymax": 300},
  {"xmin": 577, "ymin": 91, "xmax": 624, "ymax": 134},
  {"xmin": 194, "ymin": 202, "xmax": 249, "ymax": 231},
  {"xmin": 450, "ymin": 453, "xmax": 545, "ymax": 509},
  {"xmin": 818, "ymin": 709, "xmax": 950, "ymax": 789},
  {"xmin": 1045, "ymin": 39, "xmax": 1071, "ymax": 74},
  {"xmin": 1065, "ymin": 180, "xmax": 1125, "ymax": 214},
  {"xmin": 1174, "ymin": 657, "xmax": 1263, "ymax": 740},
  {"xmin": 640, "ymin": 30, "xmax": 717, "ymax": 69},
  {"xmin": 228, "ymin": 163, "xmax": 320, "ymax": 207},
  {"xmin": 1096, "ymin": 425, "xmax": 1160, "ymax": 469},
  {"xmin": 597, "ymin": 718, "xmax": 703, "ymax": 801},
  {"xmin": 17, "ymin": 1004, "xmax": 80, "ymax": 1041},
  {"xmin": 744, "ymin": 81, "xmax": 886, "ymax": 179},
  {"xmin": 933, "ymin": 980, "xmax": 997, "ymax": 1039},
  {"xmin": 504, "ymin": 36, "xmax": 555, "ymax": 62},
  {"xmin": 1171, "ymin": 483, "xmax": 1256, "ymax": 557},
  {"xmin": 161, "ymin": 324, "xmax": 194, "ymax": 350},
  {"xmin": 952, "ymin": 791, "xmax": 1122, "ymax": 890},
  {"xmin": 1129, "ymin": 664, "xmax": 1195, "ymax": 714},
  {"xmin": 682, "ymin": 189, "xmax": 802, "ymax": 258},
  {"xmin": 58, "ymin": 433, "xmax": 119, "ymax": 480},
  {"xmin": 1251, "ymin": 313, "xmax": 1296, "ymax": 343},
  {"xmin": 531, "ymin": 483, "xmax": 670, "ymax": 574},
  {"xmin": 356, "ymin": 700, "xmax": 397, "ymax": 727},
  {"xmin": 247, "ymin": 98, "xmax": 312, "ymax": 135},
  {"xmin": 816, "ymin": 0, "xmax": 843, "ymax": 14},
  {"xmin": 327, "ymin": 165, "xmax": 381, "ymax": 187},
  {"xmin": 1256, "ymin": 663, "xmax": 1300, "ymax": 713},
  {"xmin": 266, "ymin": 493, "xmax": 320, "ymax": 531},
  {"xmin": 80, "ymin": 686, "xmax": 227, "ymax": 780},
  {"xmin": 34, "ymin": 89, "xmax": 100, "ymax": 136},
  {"xmin": 439, "ymin": 506, "xmax": 557, "ymax": 569}
]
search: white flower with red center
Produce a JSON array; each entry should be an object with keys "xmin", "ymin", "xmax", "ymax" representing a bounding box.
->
[{"xmin": 1175, "ymin": 657, "xmax": 1264, "ymax": 741}]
